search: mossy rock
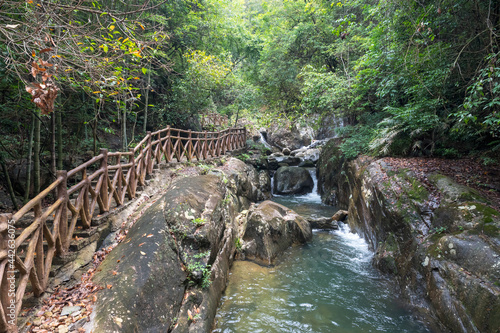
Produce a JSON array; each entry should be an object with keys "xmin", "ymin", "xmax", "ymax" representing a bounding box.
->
[{"xmin": 428, "ymin": 173, "xmax": 488, "ymax": 204}]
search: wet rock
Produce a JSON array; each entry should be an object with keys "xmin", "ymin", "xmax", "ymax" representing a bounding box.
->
[
  {"xmin": 273, "ymin": 166, "xmax": 314, "ymax": 195},
  {"xmin": 332, "ymin": 210, "xmax": 348, "ymax": 222},
  {"xmin": 241, "ymin": 201, "xmax": 312, "ymax": 265},
  {"xmin": 282, "ymin": 148, "xmax": 291, "ymax": 155},
  {"xmin": 317, "ymin": 142, "xmax": 500, "ymax": 333},
  {"xmin": 307, "ymin": 217, "xmax": 338, "ymax": 230},
  {"xmin": 293, "ymin": 148, "xmax": 321, "ymax": 166},
  {"xmin": 267, "ymin": 122, "xmax": 314, "ymax": 151}
]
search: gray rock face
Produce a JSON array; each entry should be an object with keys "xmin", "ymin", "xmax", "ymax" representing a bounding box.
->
[
  {"xmin": 307, "ymin": 216, "xmax": 338, "ymax": 230},
  {"xmin": 90, "ymin": 158, "xmax": 267, "ymax": 333},
  {"xmin": 267, "ymin": 122, "xmax": 314, "ymax": 151},
  {"xmin": 291, "ymin": 148, "xmax": 321, "ymax": 166},
  {"xmin": 318, "ymin": 144, "xmax": 500, "ymax": 333},
  {"xmin": 273, "ymin": 166, "xmax": 314, "ymax": 195},
  {"xmin": 241, "ymin": 201, "xmax": 312, "ymax": 265},
  {"xmin": 92, "ymin": 196, "xmax": 187, "ymax": 333}
]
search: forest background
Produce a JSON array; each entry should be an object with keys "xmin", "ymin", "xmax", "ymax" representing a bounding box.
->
[{"xmin": 0, "ymin": 0, "xmax": 499, "ymax": 209}]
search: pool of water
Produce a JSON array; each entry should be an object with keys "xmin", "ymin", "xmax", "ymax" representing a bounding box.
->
[{"xmin": 213, "ymin": 168, "xmax": 436, "ymax": 333}]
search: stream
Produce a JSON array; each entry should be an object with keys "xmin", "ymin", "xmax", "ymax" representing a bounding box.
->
[{"xmin": 214, "ymin": 169, "xmax": 435, "ymax": 333}]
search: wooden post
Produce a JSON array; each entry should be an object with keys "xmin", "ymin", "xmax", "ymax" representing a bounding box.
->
[
  {"xmin": 56, "ymin": 170, "xmax": 69, "ymax": 252},
  {"xmin": 146, "ymin": 132, "xmax": 153, "ymax": 174},
  {"xmin": 215, "ymin": 131, "xmax": 221, "ymax": 156},
  {"xmin": 188, "ymin": 130, "xmax": 192, "ymax": 161},
  {"xmin": 128, "ymin": 148, "xmax": 136, "ymax": 199},
  {"xmin": 243, "ymin": 128, "xmax": 247, "ymax": 148},
  {"xmin": 156, "ymin": 132, "xmax": 162, "ymax": 164},
  {"xmin": 99, "ymin": 149, "xmax": 109, "ymax": 213},
  {"xmin": 203, "ymin": 131, "xmax": 208, "ymax": 159},
  {"xmin": 166, "ymin": 126, "xmax": 171, "ymax": 163}
]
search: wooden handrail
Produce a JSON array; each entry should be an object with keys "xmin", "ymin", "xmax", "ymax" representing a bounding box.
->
[{"xmin": 0, "ymin": 124, "xmax": 246, "ymax": 332}]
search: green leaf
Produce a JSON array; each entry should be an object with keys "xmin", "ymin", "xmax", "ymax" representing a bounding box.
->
[{"xmin": 142, "ymin": 67, "xmax": 148, "ymax": 75}]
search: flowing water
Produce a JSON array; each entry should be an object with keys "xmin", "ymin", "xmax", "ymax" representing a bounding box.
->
[{"xmin": 214, "ymin": 168, "xmax": 435, "ymax": 333}]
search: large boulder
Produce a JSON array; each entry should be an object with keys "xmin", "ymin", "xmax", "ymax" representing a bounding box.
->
[
  {"xmin": 240, "ymin": 201, "xmax": 312, "ymax": 265},
  {"xmin": 293, "ymin": 148, "xmax": 321, "ymax": 167},
  {"xmin": 273, "ymin": 166, "xmax": 314, "ymax": 195},
  {"xmin": 90, "ymin": 158, "xmax": 266, "ymax": 333},
  {"xmin": 267, "ymin": 121, "xmax": 315, "ymax": 151}
]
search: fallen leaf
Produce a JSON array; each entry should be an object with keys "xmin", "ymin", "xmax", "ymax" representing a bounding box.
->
[{"xmin": 106, "ymin": 284, "xmax": 113, "ymax": 289}]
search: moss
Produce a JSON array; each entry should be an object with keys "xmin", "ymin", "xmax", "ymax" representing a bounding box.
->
[
  {"xmin": 384, "ymin": 233, "xmax": 399, "ymax": 252},
  {"xmin": 479, "ymin": 224, "xmax": 500, "ymax": 237}
]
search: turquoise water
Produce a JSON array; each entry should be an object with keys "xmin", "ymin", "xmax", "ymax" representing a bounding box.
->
[
  {"xmin": 213, "ymin": 228, "xmax": 434, "ymax": 333},
  {"xmin": 214, "ymin": 169, "xmax": 435, "ymax": 333}
]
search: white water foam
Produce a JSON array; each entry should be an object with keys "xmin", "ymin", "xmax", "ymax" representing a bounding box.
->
[
  {"xmin": 259, "ymin": 132, "xmax": 272, "ymax": 149},
  {"xmin": 336, "ymin": 222, "xmax": 373, "ymax": 263}
]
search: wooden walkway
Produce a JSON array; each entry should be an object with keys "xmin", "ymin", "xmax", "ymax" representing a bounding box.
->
[{"xmin": 0, "ymin": 125, "xmax": 246, "ymax": 332}]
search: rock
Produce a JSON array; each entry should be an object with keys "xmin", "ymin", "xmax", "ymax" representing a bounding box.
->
[
  {"xmin": 282, "ymin": 148, "xmax": 291, "ymax": 155},
  {"xmin": 90, "ymin": 158, "xmax": 265, "ymax": 333},
  {"xmin": 316, "ymin": 114, "xmax": 346, "ymax": 140},
  {"xmin": 267, "ymin": 122, "xmax": 314, "ymax": 151},
  {"xmin": 273, "ymin": 166, "xmax": 314, "ymax": 195},
  {"xmin": 60, "ymin": 306, "xmax": 81, "ymax": 316},
  {"xmin": 258, "ymin": 171, "xmax": 272, "ymax": 200},
  {"xmin": 307, "ymin": 217, "xmax": 338, "ymax": 230},
  {"xmin": 241, "ymin": 201, "xmax": 312, "ymax": 265},
  {"xmin": 317, "ymin": 142, "xmax": 500, "ymax": 333},
  {"xmin": 332, "ymin": 210, "xmax": 348, "ymax": 222},
  {"xmin": 295, "ymin": 148, "xmax": 321, "ymax": 166}
]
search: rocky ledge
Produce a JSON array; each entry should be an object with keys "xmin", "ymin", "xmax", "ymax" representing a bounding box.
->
[
  {"xmin": 87, "ymin": 158, "xmax": 311, "ymax": 333},
  {"xmin": 318, "ymin": 141, "xmax": 500, "ymax": 333}
]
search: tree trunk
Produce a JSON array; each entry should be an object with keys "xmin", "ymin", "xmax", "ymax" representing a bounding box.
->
[
  {"xmin": 57, "ymin": 108, "xmax": 63, "ymax": 170},
  {"xmin": 143, "ymin": 61, "xmax": 152, "ymax": 132},
  {"xmin": 0, "ymin": 155, "xmax": 18, "ymax": 210},
  {"xmin": 51, "ymin": 111, "xmax": 56, "ymax": 180},
  {"xmin": 234, "ymin": 107, "xmax": 240, "ymax": 127},
  {"xmin": 34, "ymin": 112, "xmax": 41, "ymax": 194},
  {"xmin": 25, "ymin": 113, "xmax": 35, "ymax": 203},
  {"xmin": 122, "ymin": 103, "xmax": 128, "ymax": 150},
  {"xmin": 93, "ymin": 118, "xmax": 98, "ymax": 156}
]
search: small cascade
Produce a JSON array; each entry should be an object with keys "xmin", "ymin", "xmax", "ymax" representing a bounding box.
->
[
  {"xmin": 294, "ymin": 167, "xmax": 321, "ymax": 204},
  {"xmin": 258, "ymin": 132, "xmax": 272, "ymax": 149}
]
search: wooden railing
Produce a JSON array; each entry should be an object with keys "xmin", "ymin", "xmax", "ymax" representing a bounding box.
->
[
  {"xmin": 0, "ymin": 126, "xmax": 246, "ymax": 332},
  {"xmin": 200, "ymin": 112, "xmax": 229, "ymax": 128}
]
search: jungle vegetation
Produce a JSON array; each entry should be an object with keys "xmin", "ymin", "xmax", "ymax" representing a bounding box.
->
[{"xmin": 0, "ymin": 0, "xmax": 499, "ymax": 205}]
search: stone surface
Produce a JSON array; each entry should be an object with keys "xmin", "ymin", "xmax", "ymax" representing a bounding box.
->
[
  {"xmin": 241, "ymin": 201, "xmax": 312, "ymax": 265},
  {"xmin": 294, "ymin": 148, "xmax": 321, "ymax": 166},
  {"xmin": 332, "ymin": 210, "xmax": 348, "ymax": 222},
  {"xmin": 318, "ymin": 143, "xmax": 500, "ymax": 333},
  {"xmin": 307, "ymin": 217, "xmax": 338, "ymax": 230},
  {"xmin": 267, "ymin": 121, "xmax": 314, "ymax": 151},
  {"xmin": 90, "ymin": 158, "xmax": 267, "ymax": 333},
  {"xmin": 273, "ymin": 166, "xmax": 314, "ymax": 195},
  {"xmin": 60, "ymin": 306, "xmax": 81, "ymax": 316}
]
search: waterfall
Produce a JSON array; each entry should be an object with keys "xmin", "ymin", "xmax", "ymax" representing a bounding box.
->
[{"xmin": 259, "ymin": 132, "xmax": 272, "ymax": 149}]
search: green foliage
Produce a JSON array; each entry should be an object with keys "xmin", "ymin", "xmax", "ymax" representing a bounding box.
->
[
  {"xmin": 433, "ymin": 226, "xmax": 448, "ymax": 235},
  {"xmin": 236, "ymin": 153, "xmax": 251, "ymax": 162},
  {"xmin": 234, "ymin": 237, "xmax": 242, "ymax": 251},
  {"xmin": 192, "ymin": 217, "xmax": 206, "ymax": 226},
  {"xmin": 185, "ymin": 250, "xmax": 212, "ymax": 288}
]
